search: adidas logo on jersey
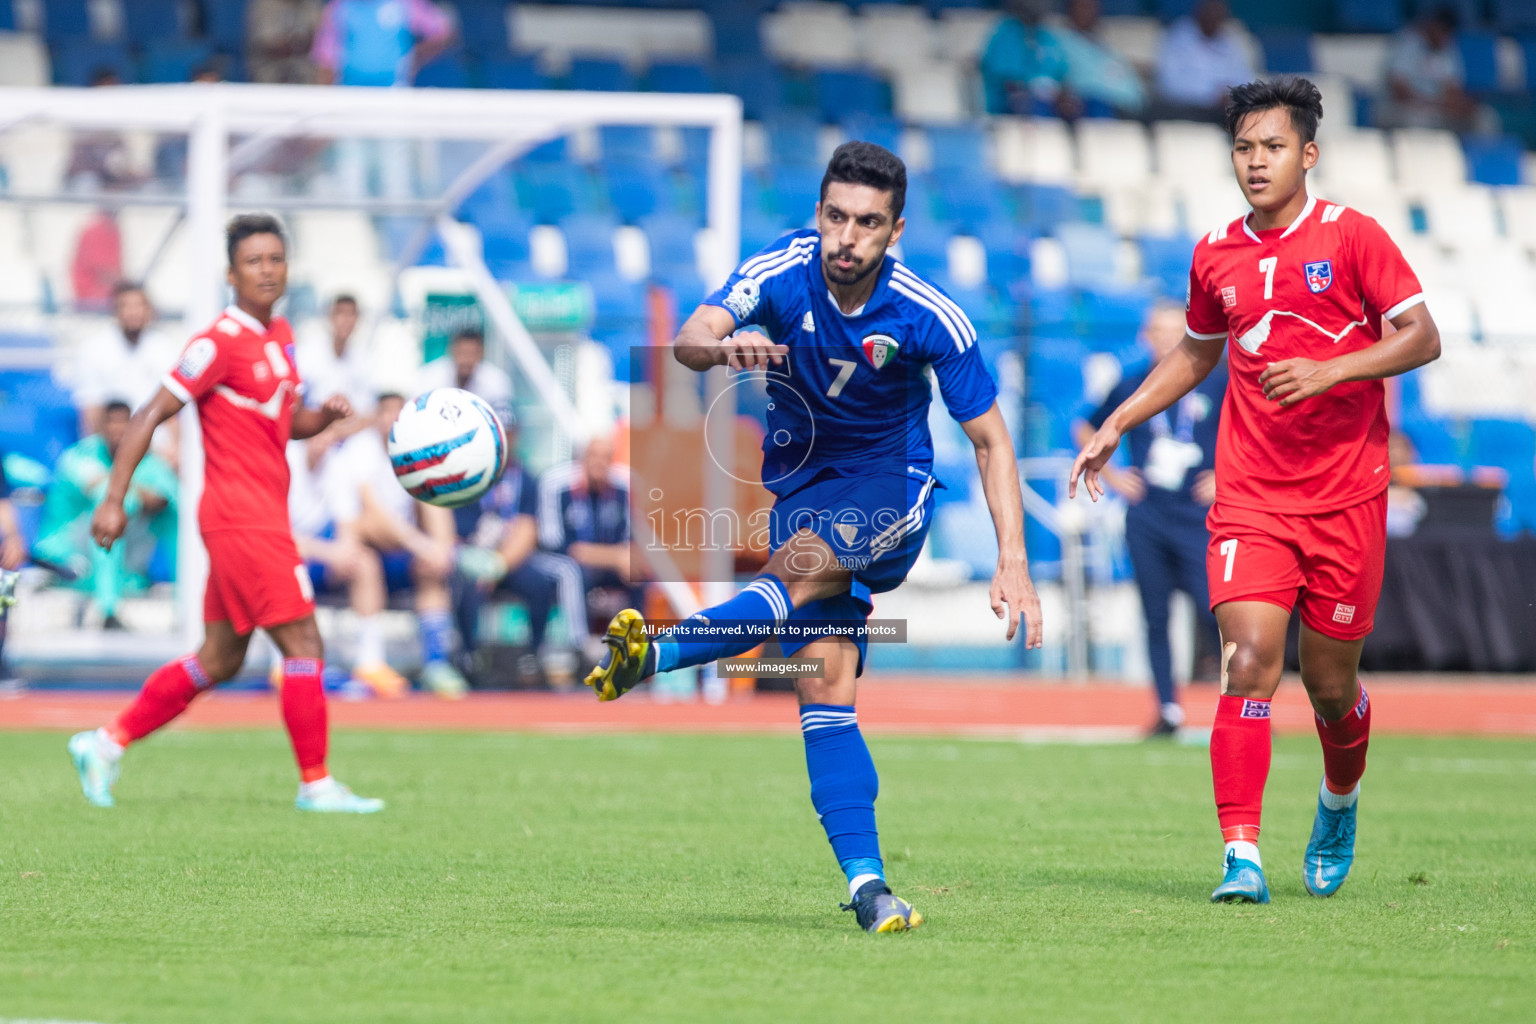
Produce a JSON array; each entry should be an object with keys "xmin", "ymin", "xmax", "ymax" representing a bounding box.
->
[{"xmin": 802, "ymin": 310, "xmax": 815, "ymax": 333}]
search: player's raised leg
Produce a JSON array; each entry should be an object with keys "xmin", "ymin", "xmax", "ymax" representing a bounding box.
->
[
  {"xmin": 1208, "ymin": 600, "xmax": 1289, "ymax": 903},
  {"xmin": 267, "ymin": 614, "xmax": 383, "ymax": 814},
  {"xmin": 792, "ymin": 634, "xmax": 920, "ymax": 933},
  {"xmin": 1297, "ymin": 626, "xmax": 1370, "ymax": 897},
  {"xmin": 584, "ymin": 529, "xmax": 844, "ymax": 701},
  {"xmin": 68, "ymin": 620, "xmax": 250, "ymax": 808}
]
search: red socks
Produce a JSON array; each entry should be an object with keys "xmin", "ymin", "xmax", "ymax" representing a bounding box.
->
[
  {"xmin": 1210, "ymin": 693, "xmax": 1272, "ymax": 844},
  {"xmin": 110, "ymin": 656, "xmax": 210, "ymax": 745},
  {"xmin": 280, "ymin": 657, "xmax": 329, "ymax": 783},
  {"xmin": 1316, "ymin": 686, "xmax": 1371, "ymax": 794}
]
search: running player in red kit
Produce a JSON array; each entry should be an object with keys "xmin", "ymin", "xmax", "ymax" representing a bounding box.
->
[
  {"xmin": 68, "ymin": 214, "xmax": 384, "ymax": 813},
  {"xmin": 1071, "ymin": 78, "xmax": 1441, "ymax": 902}
]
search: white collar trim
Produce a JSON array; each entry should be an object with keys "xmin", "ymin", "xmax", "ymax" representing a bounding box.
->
[
  {"xmin": 223, "ymin": 304, "xmax": 269, "ymax": 335},
  {"xmin": 1243, "ymin": 194, "xmax": 1316, "ymax": 244},
  {"xmin": 827, "ymin": 289, "xmax": 866, "ymax": 318}
]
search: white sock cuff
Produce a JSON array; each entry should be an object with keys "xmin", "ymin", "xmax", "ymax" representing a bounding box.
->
[
  {"xmin": 1319, "ymin": 779, "xmax": 1359, "ymax": 810},
  {"xmin": 94, "ymin": 727, "xmax": 124, "ymax": 761},
  {"xmin": 848, "ymin": 872, "xmax": 883, "ymax": 898},
  {"xmin": 1160, "ymin": 702, "xmax": 1185, "ymax": 726},
  {"xmin": 1225, "ymin": 840, "xmax": 1261, "ymax": 869}
]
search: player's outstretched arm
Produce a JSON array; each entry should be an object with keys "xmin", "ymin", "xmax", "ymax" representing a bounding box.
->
[
  {"xmin": 292, "ymin": 393, "xmax": 354, "ymax": 441},
  {"xmin": 1069, "ymin": 333, "xmax": 1224, "ymax": 502},
  {"xmin": 1259, "ymin": 303, "xmax": 1440, "ymax": 407},
  {"xmin": 673, "ymin": 305, "xmax": 787, "ymax": 373},
  {"xmin": 961, "ymin": 403, "xmax": 1044, "ymax": 649},
  {"xmin": 91, "ymin": 386, "xmax": 184, "ymax": 551}
]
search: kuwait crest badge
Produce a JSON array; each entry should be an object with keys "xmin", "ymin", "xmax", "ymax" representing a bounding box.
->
[{"xmin": 862, "ymin": 333, "xmax": 900, "ymax": 369}]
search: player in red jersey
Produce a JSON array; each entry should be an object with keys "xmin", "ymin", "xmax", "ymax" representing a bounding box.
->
[
  {"xmin": 1071, "ymin": 78, "xmax": 1441, "ymax": 902},
  {"xmin": 67, "ymin": 214, "xmax": 385, "ymax": 813}
]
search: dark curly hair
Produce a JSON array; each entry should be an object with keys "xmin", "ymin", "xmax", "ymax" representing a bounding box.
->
[
  {"xmin": 225, "ymin": 212, "xmax": 286, "ymax": 266},
  {"xmin": 821, "ymin": 140, "xmax": 907, "ymax": 219}
]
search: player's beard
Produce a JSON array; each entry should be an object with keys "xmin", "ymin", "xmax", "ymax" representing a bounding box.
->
[{"xmin": 822, "ymin": 248, "xmax": 880, "ymax": 286}]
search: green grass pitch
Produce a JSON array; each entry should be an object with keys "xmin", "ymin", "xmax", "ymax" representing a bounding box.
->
[{"xmin": 2, "ymin": 728, "xmax": 1534, "ymax": 1023}]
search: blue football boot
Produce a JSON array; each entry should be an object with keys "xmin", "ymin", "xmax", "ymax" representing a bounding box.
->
[
  {"xmin": 1211, "ymin": 850, "xmax": 1270, "ymax": 904},
  {"xmin": 1303, "ymin": 782, "xmax": 1358, "ymax": 897},
  {"xmin": 842, "ymin": 878, "xmax": 924, "ymax": 933}
]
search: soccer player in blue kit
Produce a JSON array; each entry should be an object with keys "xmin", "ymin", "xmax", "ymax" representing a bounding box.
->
[{"xmin": 584, "ymin": 142, "xmax": 1045, "ymax": 932}]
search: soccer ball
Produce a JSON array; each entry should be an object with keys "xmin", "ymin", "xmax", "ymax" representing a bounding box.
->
[{"xmin": 388, "ymin": 388, "xmax": 509, "ymax": 508}]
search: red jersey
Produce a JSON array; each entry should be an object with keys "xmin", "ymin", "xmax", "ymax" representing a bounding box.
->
[
  {"xmin": 1186, "ymin": 195, "xmax": 1424, "ymax": 514},
  {"xmin": 163, "ymin": 305, "xmax": 300, "ymax": 533}
]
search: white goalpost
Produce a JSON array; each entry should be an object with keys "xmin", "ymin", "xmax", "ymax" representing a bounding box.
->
[{"xmin": 0, "ymin": 83, "xmax": 742, "ymax": 650}]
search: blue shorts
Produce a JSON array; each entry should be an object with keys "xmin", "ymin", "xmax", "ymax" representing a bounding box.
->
[
  {"xmin": 305, "ymin": 524, "xmax": 415, "ymax": 595},
  {"xmin": 769, "ymin": 468, "xmax": 938, "ymax": 674}
]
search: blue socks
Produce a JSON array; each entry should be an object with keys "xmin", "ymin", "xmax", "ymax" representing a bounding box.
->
[
  {"xmin": 653, "ymin": 575, "xmax": 791, "ymax": 674},
  {"xmin": 419, "ymin": 608, "xmax": 453, "ymax": 666},
  {"xmin": 801, "ymin": 704, "xmax": 883, "ymax": 894}
]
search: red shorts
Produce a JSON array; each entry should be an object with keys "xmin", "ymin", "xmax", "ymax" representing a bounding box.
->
[
  {"xmin": 1205, "ymin": 491, "xmax": 1387, "ymax": 641},
  {"xmin": 202, "ymin": 528, "xmax": 315, "ymax": 635}
]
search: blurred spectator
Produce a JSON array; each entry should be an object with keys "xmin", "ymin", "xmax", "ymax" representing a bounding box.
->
[
  {"xmin": 296, "ymin": 294, "xmax": 377, "ymax": 417},
  {"xmin": 1379, "ymin": 6, "xmax": 1498, "ymax": 135},
  {"xmin": 981, "ymin": 0, "xmax": 1076, "ymax": 118},
  {"xmin": 1153, "ymin": 0, "xmax": 1255, "ymax": 122},
  {"xmin": 537, "ymin": 435, "xmax": 643, "ymax": 651},
  {"xmin": 324, "ymin": 392, "xmax": 467, "ymax": 697},
  {"xmin": 1076, "ymin": 304, "xmax": 1226, "ymax": 736},
  {"xmin": 249, "ymin": 0, "xmax": 324, "ymax": 84},
  {"xmin": 453, "ymin": 413, "xmax": 586, "ymax": 687},
  {"xmin": 1386, "ymin": 429, "xmax": 1428, "ymax": 538},
  {"xmin": 1056, "ymin": 0, "xmax": 1147, "ymax": 116},
  {"xmin": 287, "ymin": 435, "xmax": 406, "ymax": 697},
  {"xmin": 33, "ymin": 401, "xmax": 177, "ymax": 629},
  {"xmin": 0, "ymin": 454, "xmax": 23, "ymax": 572},
  {"xmin": 420, "ymin": 327, "xmax": 513, "ymax": 425},
  {"xmin": 311, "ymin": 0, "xmax": 453, "ymax": 87},
  {"xmin": 70, "ymin": 283, "xmax": 180, "ymax": 460},
  {"xmin": 66, "ymin": 70, "xmax": 143, "ymax": 191},
  {"xmin": 70, "ymin": 212, "xmax": 124, "ymax": 313}
]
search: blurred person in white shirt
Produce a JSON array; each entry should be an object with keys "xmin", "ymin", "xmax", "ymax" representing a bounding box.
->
[
  {"xmin": 71, "ymin": 282, "xmax": 180, "ymax": 461},
  {"xmin": 1153, "ymin": 0, "xmax": 1255, "ymax": 121},
  {"xmin": 296, "ymin": 294, "xmax": 377, "ymax": 420},
  {"xmin": 419, "ymin": 327, "xmax": 513, "ymax": 425},
  {"xmin": 322, "ymin": 392, "xmax": 465, "ymax": 697}
]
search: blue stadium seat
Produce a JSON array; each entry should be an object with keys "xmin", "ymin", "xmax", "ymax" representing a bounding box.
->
[
  {"xmin": 765, "ymin": 115, "xmax": 822, "ymax": 168},
  {"xmin": 589, "ymin": 272, "xmax": 648, "ymax": 330},
  {"xmin": 935, "ymin": 173, "xmax": 1008, "ymax": 232},
  {"xmin": 42, "ymin": 0, "xmax": 90, "ymax": 40},
  {"xmin": 1079, "ymin": 285, "xmax": 1153, "ymax": 355},
  {"xmin": 655, "ymin": 267, "xmax": 706, "ymax": 318},
  {"xmin": 516, "ymin": 163, "xmax": 586, "ymax": 223},
  {"xmin": 769, "ymin": 164, "xmax": 825, "ymax": 219},
  {"xmin": 1138, "ymin": 234, "xmax": 1196, "ymax": 298},
  {"xmin": 415, "ymin": 50, "xmax": 472, "ymax": 89},
  {"xmin": 813, "ymin": 69, "xmax": 892, "ymax": 121},
  {"xmin": 1409, "ymin": 0, "xmax": 1483, "ymax": 29},
  {"xmin": 456, "ymin": 1, "xmax": 511, "ymax": 58},
  {"xmin": 0, "ymin": 370, "xmax": 79, "ymax": 468},
  {"xmin": 835, "ymin": 113, "xmax": 902, "ymax": 154},
  {"xmin": 1026, "ymin": 289, "xmax": 1076, "ymax": 332},
  {"xmin": 483, "ymin": 231, "xmax": 533, "ymax": 282},
  {"xmin": 1230, "ymin": 0, "xmax": 1329, "ymax": 30},
  {"xmin": 741, "ymin": 210, "xmax": 790, "ymax": 257},
  {"xmin": 521, "ymin": 137, "xmax": 568, "ymax": 164},
  {"xmin": 1016, "ymin": 184, "xmax": 1079, "ymax": 234},
  {"xmin": 54, "ymin": 39, "xmax": 135, "ymax": 85},
  {"xmin": 560, "ymin": 213, "xmax": 619, "ymax": 277},
  {"xmin": 1469, "ymin": 418, "xmax": 1536, "ymax": 534},
  {"xmin": 1338, "ymin": 0, "xmax": 1405, "ymax": 32},
  {"xmin": 646, "ymin": 61, "xmax": 715, "ymax": 94},
  {"xmin": 1493, "ymin": 0, "xmax": 1536, "ymax": 33},
  {"xmin": 977, "ymin": 221, "xmax": 1032, "ymax": 300},
  {"xmin": 1153, "ymin": 0, "xmax": 1199, "ymax": 19},
  {"xmin": 0, "ymin": 2, "xmax": 13, "ymax": 31},
  {"xmin": 1463, "ymin": 136, "xmax": 1524, "ymax": 185},
  {"xmin": 1400, "ymin": 414, "xmax": 1462, "ymax": 466},
  {"xmin": 458, "ymin": 174, "xmax": 526, "ymax": 233},
  {"xmin": 928, "ymin": 124, "xmax": 988, "ymax": 176},
  {"xmin": 1056, "ymin": 224, "xmax": 1120, "ymax": 288},
  {"xmin": 898, "ymin": 238, "xmax": 948, "ymax": 280},
  {"xmin": 124, "ymin": 0, "xmax": 185, "ymax": 43},
  {"xmin": 141, "ymin": 40, "xmax": 215, "ymax": 84},
  {"xmin": 1458, "ymin": 31, "xmax": 1501, "ymax": 94},
  {"xmin": 479, "ymin": 55, "xmax": 545, "ymax": 90},
  {"xmin": 599, "ymin": 125, "xmax": 656, "ymax": 165},
  {"xmin": 707, "ymin": 3, "xmax": 767, "ymax": 61},
  {"xmin": 568, "ymin": 58, "xmax": 635, "ymax": 92},
  {"xmin": 1098, "ymin": 0, "xmax": 1149, "ymax": 13},
  {"xmin": 641, "ymin": 213, "xmax": 699, "ymax": 280},
  {"xmin": 719, "ymin": 60, "xmax": 787, "ymax": 120},
  {"xmin": 604, "ymin": 161, "xmax": 672, "ymax": 223},
  {"xmin": 1257, "ymin": 29, "xmax": 1314, "ymax": 74},
  {"xmin": 201, "ymin": 0, "xmax": 248, "ymax": 52}
]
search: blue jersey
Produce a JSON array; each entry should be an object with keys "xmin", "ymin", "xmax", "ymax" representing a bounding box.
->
[{"xmin": 704, "ymin": 230, "xmax": 999, "ymax": 498}]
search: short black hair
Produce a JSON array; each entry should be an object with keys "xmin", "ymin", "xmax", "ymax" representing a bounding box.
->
[
  {"xmin": 104, "ymin": 400, "xmax": 132, "ymax": 418},
  {"xmin": 332, "ymin": 293, "xmax": 358, "ymax": 309},
  {"xmin": 225, "ymin": 213, "xmax": 286, "ymax": 266},
  {"xmin": 1225, "ymin": 76, "xmax": 1324, "ymax": 146},
  {"xmin": 821, "ymin": 140, "xmax": 907, "ymax": 220},
  {"xmin": 1428, "ymin": 4, "xmax": 1459, "ymax": 30},
  {"xmin": 452, "ymin": 327, "xmax": 485, "ymax": 345},
  {"xmin": 111, "ymin": 280, "xmax": 145, "ymax": 301}
]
